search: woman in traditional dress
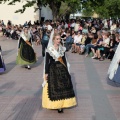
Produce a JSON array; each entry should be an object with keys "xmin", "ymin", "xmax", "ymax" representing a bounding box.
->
[
  {"xmin": 0, "ymin": 46, "xmax": 6, "ymax": 73},
  {"xmin": 42, "ymin": 30, "xmax": 77, "ymax": 113},
  {"xmin": 16, "ymin": 26, "xmax": 36, "ymax": 69},
  {"xmin": 108, "ymin": 42, "xmax": 120, "ymax": 84}
]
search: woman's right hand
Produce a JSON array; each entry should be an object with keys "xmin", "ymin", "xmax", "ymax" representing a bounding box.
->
[{"xmin": 45, "ymin": 74, "xmax": 48, "ymax": 80}]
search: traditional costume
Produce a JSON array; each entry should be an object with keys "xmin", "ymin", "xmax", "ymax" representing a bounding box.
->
[
  {"xmin": 108, "ymin": 43, "xmax": 120, "ymax": 84},
  {"xmin": 16, "ymin": 29, "xmax": 36, "ymax": 69},
  {"xmin": 42, "ymin": 30, "xmax": 77, "ymax": 111},
  {"xmin": 0, "ymin": 46, "xmax": 6, "ymax": 73}
]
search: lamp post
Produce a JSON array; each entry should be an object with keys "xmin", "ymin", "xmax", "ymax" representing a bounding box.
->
[{"xmin": 37, "ymin": 0, "xmax": 42, "ymax": 23}]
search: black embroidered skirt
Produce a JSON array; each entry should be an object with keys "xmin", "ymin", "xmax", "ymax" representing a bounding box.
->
[
  {"xmin": 16, "ymin": 40, "xmax": 36, "ymax": 65},
  {"xmin": 48, "ymin": 61, "xmax": 75, "ymax": 101}
]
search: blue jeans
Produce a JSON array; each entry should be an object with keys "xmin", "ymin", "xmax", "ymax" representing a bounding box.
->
[
  {"xmin": 85, "ymin": 44, "xmax": 94, "ymax": 54},
  {"xmin": 65, "ymin": 42, "xmax": 72, "ymax": 51}
]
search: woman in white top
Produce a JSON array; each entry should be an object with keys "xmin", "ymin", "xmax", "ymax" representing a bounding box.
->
[
  {"xmin": 96, "ymin": 33, "xmax": 110, "ymax": 61},
  {"xmin": 42, "ymin": 30, "xmax": 77, "ymax": 113},
  {"xmin": 16, "ymin": 26, "xmax": 36, "ymax": 69},
  {"xmin": 71, "ymin": 31, "xmax": 82, "ymax": 53}
]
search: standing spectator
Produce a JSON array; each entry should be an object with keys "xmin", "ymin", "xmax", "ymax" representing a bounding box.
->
[
  {"xmin": 28, "ymin": 20, "xmax": 32, "ymax": 27},
  {"xmin": 71, "ymin": 20, "xmax": 75, "ymax": 30},
  {"xmin": 65, "ymin": 31, "xmax": 73, "ymax": 51},
  {"xmin": 74, "ymin": 20, "xmax": 79, "ymax": 32},
  {"xmin": 41, "ymin": 28, "xmax": 50, "ymax": 57},
  {"xmin": 61, "ymin": 28, "xmax": 66, "ymax": 46},
  {"xmin": 65, "ymin": 21, "xmax": 68, "ymax": 29}
]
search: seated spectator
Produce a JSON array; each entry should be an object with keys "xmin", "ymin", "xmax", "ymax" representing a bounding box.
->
[
  {"xmin": 6, "ymin": 26, "xmax": 11, "ymax": 39},
  {"xmin": 117, "ymin": 24, "xmax": 120, "ymax": 34},
  {"xmin": 96, "ymin": 32, "xmax": 110, "ymax": 61},
  {"xmin": 108, "ymin": 35, "xmax": 120, "ymax": 60},
  {"xmin": 90, "ymin": 26, "xmax": 96, "ymax": 34},
  {"xmin": 84, "ymin": 33, "xmax": 94, "ymax": 57},
  {"xmin": 79, "ymin": 33, "xmax": 87, "ymax": 54},
  {"xmin": 71, "ymin": 31, "xmax": 82, "ymax": 53},
  {"xmin": 91, "ymin": 34, "xmax": 103, "ymax": 59},
  {"xmin": 82, "ymin": 25, "xmax": 88, "ymax": 34}
]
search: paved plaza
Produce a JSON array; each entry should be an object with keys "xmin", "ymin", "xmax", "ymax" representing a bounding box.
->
[{"xmin": 0, "ymin": 36, "xmax": 120, "ymax": 120}]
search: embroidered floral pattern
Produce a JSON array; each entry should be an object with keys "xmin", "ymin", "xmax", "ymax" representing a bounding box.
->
[
  {"xmin": 46, "ymin": 45, "xmax": 66, "ymax": 61},
  {"xmin": 48, "ymin": 62, "xmax": 75, "ymax": 101}
]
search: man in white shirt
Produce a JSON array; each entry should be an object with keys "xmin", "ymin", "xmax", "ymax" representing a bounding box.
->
[
  {"xmin": 46, "ymin": 21, "xmax": 52, "ymax": 31},
  {"xmin": 47, "ymin": 24, "xmax": 52, "ymax": 31}
]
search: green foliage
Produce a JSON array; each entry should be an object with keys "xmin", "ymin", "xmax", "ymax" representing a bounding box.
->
[
  {"xmin": 1, "ymin": 0, "xmax": 120, "ymax": 19},
  {"xmin": 82, "ymin": 0, "xmax": 120, "ymax": 18},
  {"xmin": 82, "ymin": 1, "xmax": 94, "ymax": 17},
  {"xmin": 59, "ymin": 0, "xmax": 82, "ymax": 18}
]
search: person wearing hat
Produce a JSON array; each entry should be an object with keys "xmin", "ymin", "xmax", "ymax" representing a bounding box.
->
[{"xmin": 16, "ymin": 26, "xmax": 36, "ymax": 69}]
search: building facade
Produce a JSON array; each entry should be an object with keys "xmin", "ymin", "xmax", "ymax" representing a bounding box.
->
[{"xmin": 0, "ymin": 1, "xmax": 53, "ymax": 25}]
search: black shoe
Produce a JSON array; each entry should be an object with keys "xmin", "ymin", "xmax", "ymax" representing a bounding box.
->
[
  {"xmin": 93, "ymin": 57, "xmax": 98, "ymax": 59},
  {"xmin": 58, "ymin": 109, "xmax": 63, "ymax": 113},
  {"xmin": 25, "ymin": 66, "xmax": 28, "ymax": 69},
  {"xmin": 27, "ymin": 67, "xmax": 31, "ymax": 70},
  {"xmin": 25, "ymin": 66, "xmax": 31, "ymax": 70}
]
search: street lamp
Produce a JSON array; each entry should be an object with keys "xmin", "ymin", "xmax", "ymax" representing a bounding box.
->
[{"xmin": 37, "ymin": 0, "xmax": 42, "ymax": 23}]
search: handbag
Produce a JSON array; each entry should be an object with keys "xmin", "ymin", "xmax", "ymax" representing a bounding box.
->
[{"xmin": 113, "ymin": 65, "xmax": 120, "ymax": 84}]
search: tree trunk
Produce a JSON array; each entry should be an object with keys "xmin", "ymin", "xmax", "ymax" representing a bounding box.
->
[
  {"xmin": 49, "ymin": 1, "xmax": 61, "ymax": 21},
  {"xmin": 65, "ymin": 13, "xmax": 70, "ymax": 20},
  {"xmin": 52, "ymin": 10, "xmax": 58, "ymax": 21}
]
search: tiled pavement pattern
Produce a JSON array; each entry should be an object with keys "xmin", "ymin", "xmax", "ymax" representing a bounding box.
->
[{"xmin": 0, "ymin": 36, "xmax": 120, "ymax": 120}]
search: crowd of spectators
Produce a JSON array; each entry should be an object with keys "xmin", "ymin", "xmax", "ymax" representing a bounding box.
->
[{"xmin": 0, "ymin": 18, "xmax": 120, "ymax": 61}]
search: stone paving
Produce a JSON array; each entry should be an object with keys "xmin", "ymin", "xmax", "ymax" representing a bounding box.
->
[{"xmin": 0, "ymin": 36, "xmax": 120, "ymax": 120}]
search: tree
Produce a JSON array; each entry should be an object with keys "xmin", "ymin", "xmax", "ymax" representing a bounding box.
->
[
  {"xmin": 2, "ymin": 0, "xmax": 119, "ymax": 20},
  {"xmin": 59, "ymin": 1, "xmax": 81, "ymax": 19},
  {"xmin": 81, "ymin": 0, "xmax": 105, "ymax": 17},
  {"xmin": 0, "ymin": 0, "xmax": 82, "ymax": 21},
  {"xmin": 82, "ymin": 0, "xmax": 120, "ymax": 18},
  {"xmin": 82, "ymin": 1, "xmax": 94, "ymax": 17},
  {"xmin": 105, "ymin": 0, "xmax": 120, "ymax": 18}
]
